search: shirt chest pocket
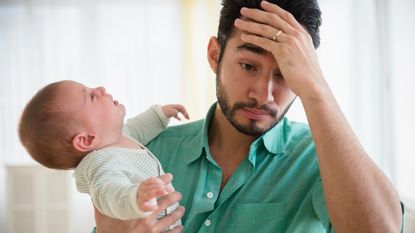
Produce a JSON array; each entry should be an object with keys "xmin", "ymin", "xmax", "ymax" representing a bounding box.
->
[{"xmin": 224, "ymin": 202, "xmax": 291, "ymax": 233}]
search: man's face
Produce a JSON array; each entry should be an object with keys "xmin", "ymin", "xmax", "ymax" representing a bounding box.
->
[{"xmin": 214, "ymin": 30, "xmax": 296, "ymax": 136}]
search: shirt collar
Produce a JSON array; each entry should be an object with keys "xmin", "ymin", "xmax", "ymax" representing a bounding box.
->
[
  {"xmin": 260, "ymin": 117, "xmax": 287, "ymax": 155},
  {"xmin": 184, "ymin": 103, "xmax": 288, "ymax": 165},
  {"xmin": 184, "ymin": 103, "xmax": 217, "ymax": 165}
]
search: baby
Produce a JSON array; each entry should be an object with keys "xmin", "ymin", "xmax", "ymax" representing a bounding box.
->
[{"xmin": 18, "ymin": 80, "xmax": 188, "ymax": 228}]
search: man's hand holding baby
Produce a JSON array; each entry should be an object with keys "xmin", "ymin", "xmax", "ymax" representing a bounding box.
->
[{"xmin": 137, "ymin": 173, "xmax": 175, "ymax": 213}]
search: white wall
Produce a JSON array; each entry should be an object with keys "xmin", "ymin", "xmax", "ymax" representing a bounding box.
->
[
  {"xmin": 69, "ymin": 177, "xmax": 95, "ymax": 233},
  {"xmin": 0, "ymin": 1, "xmax": 183, "ymax": 232},
  {"xmin": 405, "ymin": 208, "xmax": 415, "ymax": 233},
  {"xmin": 390, "ymin": 0, "xmax": 415, "ymax": 226},
  {"xmin": 390, "ymin": 0, "xmax": 415, "ymax": 205}
]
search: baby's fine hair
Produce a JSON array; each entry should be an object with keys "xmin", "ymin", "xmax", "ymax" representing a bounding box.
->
[{"xmin": 18, "ymin": 81, "xmax": 85, "ymax": 169}]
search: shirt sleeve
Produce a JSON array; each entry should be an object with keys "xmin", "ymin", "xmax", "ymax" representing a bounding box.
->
[
  {"xmin": 75, "ymin": 153, "xmax": 152, "ymax": 220},
  {"xmin": 123, "ymin": 105, "xmax": 169, "ymax": 145}
]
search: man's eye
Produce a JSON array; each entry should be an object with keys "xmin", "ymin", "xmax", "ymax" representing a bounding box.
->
[{"xmin": 240, "ymin": 63, "xmax": 256, "ymax": 71}]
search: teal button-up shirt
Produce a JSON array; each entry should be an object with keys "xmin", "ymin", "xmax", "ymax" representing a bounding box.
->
[{"xmin": 147, "ymin": 104, "xmax": 333, "ymax": 233}]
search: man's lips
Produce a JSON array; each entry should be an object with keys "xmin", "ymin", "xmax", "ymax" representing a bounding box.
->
[
  {"xmin": 240, "ymin": 108, "xmax": 271, "ymax": 120},
  {"xmin": 243, "ymin": 108, "xmax": 269, "ymax": 115}
]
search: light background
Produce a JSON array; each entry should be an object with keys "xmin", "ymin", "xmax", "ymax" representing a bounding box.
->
[{"xmin": 0, "ymin": 0, "xmax": 414, "ymax": 232}]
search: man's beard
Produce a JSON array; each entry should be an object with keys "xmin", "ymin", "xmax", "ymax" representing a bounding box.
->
[{"xmin": 216, "ymin": 75, "xmax": 294, "ymax": 136}]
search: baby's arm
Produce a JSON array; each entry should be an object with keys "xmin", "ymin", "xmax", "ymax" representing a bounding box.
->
[
  {"xmin": 76, "ymin": 155, "xmax": 173, "ymax": 220},
  {"xmin": 91, "ymin": 174, "xmax": 174, "ymax": 220},
  {"xmin": 123, "ymin": 104, "xmax": 189, "ymax": 145}
]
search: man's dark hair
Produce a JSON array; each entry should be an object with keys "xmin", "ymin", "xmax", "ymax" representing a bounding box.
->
[{"xmin": 217, "ymin": 0, "xmax": 322, "ymax": 63}]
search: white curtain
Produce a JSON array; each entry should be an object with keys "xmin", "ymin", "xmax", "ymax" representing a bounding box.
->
[
  {"xmin": 317, "ymin": 0, "xmax": 415, "ymax": 211},
  {"xmin": 389, "ymin": 0, "xmax": 415, "ymax": 207},
  {"xmin": 1, "ymin": 1, "xmax": 186, "ymax": 231},
  {"xmin": 0, "ymin": 0, "xmax": 184, "ymax": 164},
  {"xmin": 0, "ymin": 0, "xmax": 218, "ymax": 231},
  {"xmin": 314, "ymin": 0, "xmax": 415, "ymax": 208},
  {"xmin": 319, "ymin": 0, "xmax": 388, "ymax": 169},
  {"xmin": 289, "ymin": 0, "xmax": 391, "ymax": 175}
]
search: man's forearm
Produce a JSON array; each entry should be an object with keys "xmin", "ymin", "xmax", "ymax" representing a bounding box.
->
[{"xmin": 300, "ymin": 84, "xmax": 402, "ymax": 233}]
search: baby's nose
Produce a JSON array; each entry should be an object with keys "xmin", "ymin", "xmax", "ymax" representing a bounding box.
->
[{"xmin": 95, "ymin": 86, "xmax": 106, "ymax": 95}]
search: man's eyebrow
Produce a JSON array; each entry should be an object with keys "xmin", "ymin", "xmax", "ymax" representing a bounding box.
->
[{"xmin": 236, "ymin": 43, "xmax": 267, "ymax": 55}]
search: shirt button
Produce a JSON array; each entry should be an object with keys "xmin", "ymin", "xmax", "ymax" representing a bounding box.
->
[
  {"xmin": 206, "ymin": 192, "xmax": 214, "ymax": 199},
  {"xmin": 205, "ymin": 219, "xmax": 211, "ymax": 227}
]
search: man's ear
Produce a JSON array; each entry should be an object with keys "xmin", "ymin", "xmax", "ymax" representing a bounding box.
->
[
  {"xmin": 207, "ymin": 36, "xmax": 221, "ymax": 74},
  {"xmin": 72, "ymin": 132, "xmax": 99, "ymax": 152}
]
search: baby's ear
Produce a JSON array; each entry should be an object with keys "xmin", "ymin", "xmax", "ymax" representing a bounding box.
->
[{"xmin": 72, "ymin": 132, "xmax": 98, "ymax": 152}]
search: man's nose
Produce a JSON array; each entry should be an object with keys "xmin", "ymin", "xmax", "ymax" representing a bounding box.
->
[{"xmin": 249, "ymin": 74, "xmax": 275, "ymax": 105}]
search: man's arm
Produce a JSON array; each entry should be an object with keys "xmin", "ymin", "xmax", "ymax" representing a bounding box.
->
[
  {"xmin": 94, "ymin": 191, "xmax": 184, "ymax": 233},
  {"xmin": 300, "ymin": 80, "xmax": 402, "ymax": 232},
  {"xmin": 235, "ymin": 1, "xmax": 402, "ymax": 232}
]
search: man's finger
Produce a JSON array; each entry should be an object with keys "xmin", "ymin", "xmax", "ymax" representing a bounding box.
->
[
  {"xmin": 157, "ymin": 191, "xmax": 182, "ymax": 211},
  {"xmin": 142, "ymin": 186, "xmax": 171, "ymax": 199},
  {"xmin": 240, "ymin": 33, "xmax": 284, "ymax": 57},
  {"xmin": 155, "ymin": 206, "xmax": 185, "ymax": 232},
  {"xmin": 260, "ymin": 1, "xmax": 305, "ymax": 31},
  {"xmin": 235, "ymin": 18, "xmax": 287, "ymax": 43},
  {"xmin": 165, "ymin": 224, "xmax": 183, "ymax": 233},
  {"xmin": 240, "ymin": 6, "xmax": 294, "ymax": 35}
]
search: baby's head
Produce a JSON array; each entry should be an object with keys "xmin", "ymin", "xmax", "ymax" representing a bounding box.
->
[{"xmin": 19, "ymin": 80, "xmax": 126, "ymax": 169}]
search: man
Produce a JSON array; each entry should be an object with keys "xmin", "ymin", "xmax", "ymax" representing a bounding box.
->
[{"xmin": 94, "ymin": 0, "xmax": 403, "ymax": 232}]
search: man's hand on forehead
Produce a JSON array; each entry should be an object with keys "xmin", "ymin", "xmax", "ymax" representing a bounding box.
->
[{"xmin": 233, "ymin": 1, "xmax": 325, "ymax": 99}]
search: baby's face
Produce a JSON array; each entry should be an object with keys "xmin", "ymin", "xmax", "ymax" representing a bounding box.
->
[{"xmin": 55, "ymin": 80, "xmax": 126, "ymax": 142}]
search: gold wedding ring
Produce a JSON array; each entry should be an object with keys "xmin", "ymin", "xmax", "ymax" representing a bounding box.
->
[{"xmin": 272, "ymin": 30, "xmax": 282, "ymax": 41}]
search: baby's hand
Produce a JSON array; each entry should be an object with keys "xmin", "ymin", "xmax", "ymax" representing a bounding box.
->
[
  {"xmin": 162, "ymin": 104, "xmax": 190, "ymax": 121},
  {"xmin": 136, "ymin": 173, "xmax": 175, "ymax": 212}
]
